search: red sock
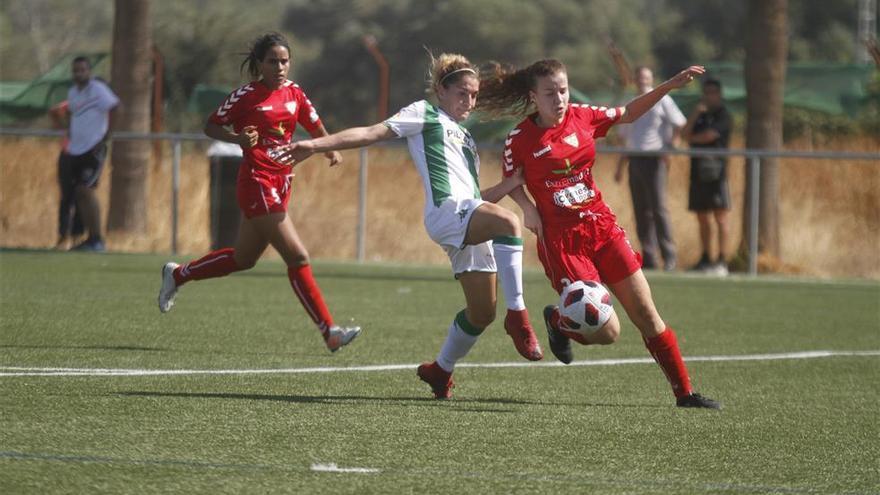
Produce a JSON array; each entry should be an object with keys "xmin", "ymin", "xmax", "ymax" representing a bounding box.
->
[
  {"xmin": 174, "ymin": 248, "xmax": 240, "ymax": 286},
  {"xmin": 644, "ymin": 328, "xmax": 693, "ymax": 399},
  {"xmin": 287, "ymin": 264, "xmax": 334, "ymax": 335}
]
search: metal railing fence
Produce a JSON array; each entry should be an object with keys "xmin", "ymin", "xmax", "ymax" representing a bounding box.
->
[{"xmin": 2, "ymin": 127, "xmax": 878, "ymax": 276}]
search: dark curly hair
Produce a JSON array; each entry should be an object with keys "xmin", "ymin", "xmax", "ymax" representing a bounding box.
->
[{"xmin": 240, "ymin": 32, "xmax": 291, "ymax": 80}]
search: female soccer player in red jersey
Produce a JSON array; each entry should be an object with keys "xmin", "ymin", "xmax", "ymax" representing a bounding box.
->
[
  {"xmin": 477, "ymin": 59, "xmax": 720, "ymax": 408},
  {"xmin": 280, "ymin": 53, "xmax": 543, "ymax": 399},
  {"xmin": 157, "ymin": 33, "xmax": 360, "ymax": 352}
]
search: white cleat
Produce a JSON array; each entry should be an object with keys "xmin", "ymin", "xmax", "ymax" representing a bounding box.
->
[
  {"xmin": 158, "ymin": 262, "xmax": 180, "ymax": 313},
  {"xmin": 325, "ymin": 325, "xmax": 361, "ymax": 352}
]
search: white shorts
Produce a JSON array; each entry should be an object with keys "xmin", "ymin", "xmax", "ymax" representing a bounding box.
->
[
  {"xmin": 442, "ymin": 241, "xmax": 497, "ymax": 278},
  {"xmin": 425, "ymin": 197, "xmax": 497, "ymax": 277}
]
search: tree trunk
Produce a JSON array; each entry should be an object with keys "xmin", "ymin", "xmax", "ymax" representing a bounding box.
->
[
  {"xmin": 107, "ymin": 0, "xmax": 152, "ymax": 234},
  {"xmin": 743, "ymin": 0, "xmax": 788, "ymax": 259}
]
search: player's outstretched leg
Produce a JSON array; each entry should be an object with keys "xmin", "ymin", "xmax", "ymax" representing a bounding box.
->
[
  {"xmin": 610, "ymin": 270, "xmax": 721, "ymax": 409},
  {"xmin": 494, "ymin": 235, "xmax": 543, "ymax": 361},
  {"xmin": 644, "ymin": 329, "xmax": 721, "ymax": 410},
  {"xmin": 287, "ymin": 264, "xmax": 360, "ymax": 352},
  {"xmin": 266, "ymin": 214, "xmax": 360, "ymax": 353},
  {"xmin": 418, "ymin": 310, "xmax": 483, "ymax": 399},
  {"xmin": 158, "ymin": 248, "xmax": 242, "ymax": 313}
]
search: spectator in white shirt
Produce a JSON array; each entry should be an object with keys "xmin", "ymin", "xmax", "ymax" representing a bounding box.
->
[
  {"xmin": 64, "ymin": 56, "xmax": 119, "ymax": 251},
  {"xmin": 615, "ymin": 66, "xmax": 686, "ymax": 271}
]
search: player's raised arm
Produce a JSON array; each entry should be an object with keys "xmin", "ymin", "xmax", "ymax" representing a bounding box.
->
[{"xmin": 618, "ymin": 65, "xmax": 705, "ymax": 124}]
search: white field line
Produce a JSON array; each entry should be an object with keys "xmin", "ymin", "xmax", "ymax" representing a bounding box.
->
[
  {"xmin": 0, "ymin": 350, "xmax": 877, "ymax": 377},
  {"xmin": 310, "ymin": 463, "xmax": 380, "ymax": 474}
]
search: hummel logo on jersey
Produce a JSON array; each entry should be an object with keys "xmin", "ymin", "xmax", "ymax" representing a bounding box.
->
[
  {"xmin": 216, "ymin": 84, "xmax": 254, "ymax": 117},
  {"xmin": 563, "ymin": 133, "xmax": 579, "ymax": 148},
  {"xmin": 457, "ymin": 208, "xmax": 469, "ymax": 222},
  {"xmin": 285, "ymin": 101, "xmax": 298, "ymax": 114},
  {"xmin": 533, "ymin": 145, "xmax": 552, "ymax": 158}
]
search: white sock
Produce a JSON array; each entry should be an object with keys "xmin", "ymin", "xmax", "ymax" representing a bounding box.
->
[
  {"xmin": 493, "ymin": 238, "xmax": 526, "ymax": 311},
  {"xmin": 436, "ymin": 312, "xmax": 480, "ymax": 372}
]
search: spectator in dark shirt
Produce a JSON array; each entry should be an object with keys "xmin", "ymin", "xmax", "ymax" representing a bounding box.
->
[{"xmin": 682, "ymin": 78, "xmax": 732, "ymax": 276}]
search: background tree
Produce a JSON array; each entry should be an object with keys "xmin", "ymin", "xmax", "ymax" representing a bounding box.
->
[
  {"xmin": 107, "ymin": 0, "xmax": 152, "ymax": 234},
  {"xmin": 744, "ymin": 0, "xmax": 789, "ymax": 259},
  {"xmin": 0, "ymin": 0, "xmax": 867, "ymax": 132}
]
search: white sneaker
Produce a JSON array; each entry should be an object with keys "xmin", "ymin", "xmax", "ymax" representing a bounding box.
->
[
  {"xmin": 158, "ymin": 262, "xmax": 180, "ymax": 313},
  {"xmin": 712, "ymin": 262, "xmax": 729, "ymax": 277},
  {"xmin": 325, "ymin": 325, "xmax": 361, "ymax": 352}
]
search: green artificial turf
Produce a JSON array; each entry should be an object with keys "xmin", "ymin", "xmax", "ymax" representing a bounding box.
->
[{"xmin": 1, "ymin": 251, "xmax": 878, "ymax": 494}]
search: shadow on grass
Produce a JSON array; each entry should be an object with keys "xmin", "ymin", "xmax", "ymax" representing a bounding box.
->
[
  {"xmin": 234, "ymin": 269, "xmax": 455, "ymax": 284},
  {"xmin": 0, "ymin": 344, "xmax": 167, "ymax": 352},
  {"xmin": 114, "ymin": 390, "xmax": 664, "ymax": 410},
  {"xmin": 83, "ymin": 262, "xmax": 455, "ymax": 283}
]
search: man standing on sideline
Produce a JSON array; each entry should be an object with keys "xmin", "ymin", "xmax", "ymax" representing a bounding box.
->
[
  {"xmin": 682, "ymin": 78, "xmax": 732, "ymax": 276},
  {"xmin": 65, "ymin": 56, "xmax": 119, "ymax": 252},
  {"xmin": 49, "ymin": 100, "xmax": 85, "ymax": 250},
  {"xmin": 615, "ymin": 66, "xmax": 686, "ymax": 271}
]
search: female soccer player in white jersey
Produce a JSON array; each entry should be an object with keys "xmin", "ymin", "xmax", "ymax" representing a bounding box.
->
[
  {"xmin": 477, "ymin": 59, "xmax": 720, "ymax": 408},
  {"xmin": 282, "ymin": 53, "xmax": 544, "ymax": 399},
  {"xmin": 157, "ymin": 33, "xmax": 360, "ymax": 352}
]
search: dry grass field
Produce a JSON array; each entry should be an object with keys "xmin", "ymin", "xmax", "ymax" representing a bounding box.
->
[{"xmin": 1, "ymin": 136, "xmax": 878, "ymax": 278}]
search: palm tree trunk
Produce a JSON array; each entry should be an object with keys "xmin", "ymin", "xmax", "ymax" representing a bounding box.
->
[
  {"xmin": 107, "ymin": 0, "xmax": 152, "ymax": 233},
  {"xmin": 744, "ymin": 0, "xmax": 788, "ymax": 258}
]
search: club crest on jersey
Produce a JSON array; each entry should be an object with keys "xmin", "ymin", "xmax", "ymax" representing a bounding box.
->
[
  {"xmin": 563, "ymin": 133, "xmax": 579, "ymax": 148},
  {"xmin": 533, "ymin": 145, "xmax": 552, "ymax": 158},
  {"xmin": 267, "ymin": 121, "xmax": 286, "ymax": 137},
  {"xmin": 285, "ymin": 101, "xmax": 298, "ymax": 114}
]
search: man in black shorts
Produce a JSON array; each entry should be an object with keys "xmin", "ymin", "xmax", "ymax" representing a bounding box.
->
[
  {"xmin": 65, "ymin": 56, "xmax": 119, "ymax": 252},
  {"xmin": 683, "ymin": 78, "xmax": 731, "ymax": 275}
]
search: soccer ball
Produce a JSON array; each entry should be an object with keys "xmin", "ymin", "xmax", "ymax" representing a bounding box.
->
[{"xmin": 558, "ymin": 280, "xmax": 614, "ymax": 335}]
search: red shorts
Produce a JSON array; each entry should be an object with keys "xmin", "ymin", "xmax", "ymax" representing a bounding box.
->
[
  {"xmin": 237, "ymin": 170, "xmax": 293, "ymax": 219},
  {"xmin": 537, "ymin": 222, "xmax": 642, "ymax": 294}
]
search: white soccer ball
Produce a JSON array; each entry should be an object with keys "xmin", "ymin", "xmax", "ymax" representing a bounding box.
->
[{"xmin": 558, "ymin": 280, "xmax": 614, "ymax": 335}]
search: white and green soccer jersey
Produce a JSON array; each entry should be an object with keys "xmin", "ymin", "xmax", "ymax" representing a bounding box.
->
[{"xmin": 384, "ymin": 100, "xmax": 481, "ymax": 211}]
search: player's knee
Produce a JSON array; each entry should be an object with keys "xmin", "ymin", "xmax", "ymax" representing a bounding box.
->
[
  {"xmin": 234, "ymin": 255, "xmax": 257, "ymax": 270},
  {"xmin": 594, "ymin": 312, "xmax": 621, "ymax": 344},
  {"xmin": 631, "ymin": 304, "xmax": 662, "ymax": 335},
  {"xmin": 496, "ymin": 209, "xmax": 521, "ymax": 237},
  {"xmin": 468, "ymin": 306, "xmax": 496, "ymax": 329}
]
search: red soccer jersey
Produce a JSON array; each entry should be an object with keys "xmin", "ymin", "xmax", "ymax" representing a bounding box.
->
[
  {"xmin": 504, "ymin": 103, "xmax": 623, "ymax": 229},
  {"xmin": 209, "ymin": 80, "xmax": 322, "ymax": 175}
]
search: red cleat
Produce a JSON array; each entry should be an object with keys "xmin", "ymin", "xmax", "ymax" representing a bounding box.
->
[
  {"xmin": 417, "ymin": 361, "xmax": 454, "ymax": 399},
  {"xmin": 504, "ymin": 309, "xmax": 544, "ymax": 361}
]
